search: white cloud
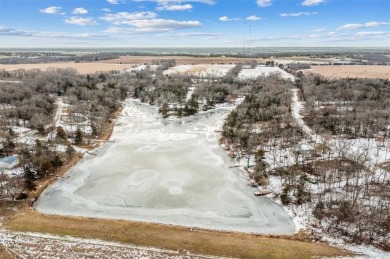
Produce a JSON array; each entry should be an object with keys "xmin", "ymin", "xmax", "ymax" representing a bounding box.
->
[
  {"xmin": 337, "ymin": 21, "xmax": 390, "ymax": 30},
  {"xmin": 246, "ymin": 15, "xmax": 262, "ymax": 21},
  {"xmin": 159, "ymin": 32, "xmax": 224, "ymax": 38},
  {"xmin": 40, "ymin": 6, "xmax": 62, "ymax": 14},
  {"xmin": 135, "ymin": 0, "xmax": 213, "ymax": 11},
  {"xmin": 280, "ymin": 12, "xmax": 317, "ymax": 17},
  {"xmin": 219, "ymin": 16, "xmax": 240, "ymax": 22},
  {"xmin": 65, "ymin": 17, "xmax": 98, "ymax": 26},
  {"xmin": 157, "ymin": 4, "xmax": 193, "ymax": 11},
  {"xmin": 314, "ymin": 28, "xmax": 326, "ymax": 32},
  {"xmin": 102, "ymin": 8, "xmax": 112, "ymax": 12},
  {"xmin": 134, "ymin": 0, "xmax": 214, "ymax": 4},
  {"xmin": 355, "ymin": 31, "xmax": 388, "ymax": 37},
  {"xmin": 178, "ymin": 32, "xmax": 223, "ymax": 37},
  {"xmin": 107, "ymin": 0, "xmax": 126, "ymax": 4},
  {"xmin": 301, "ymin": 0, "xmax": 327, "ymax": 6},
  {"xmin": 105, "ymin": 19, "xmax": 201, "ymax": 32},
  {"xmin": 328, "ymin": 31, "xmax": 339, "ymax": 36},
  {"xmin": 0, "ymin": 27, "xmax": 32, "ymax": 37},
  {"xmin": 0, "ymin": 26, "xmax": 108, "ymax": 40},
  {"xmin": 256, "ymin": 0, "xmax": 272, "ymax": 7},
  {"xmin": 100, "ymin": 12, "xmax": 157, "ymax": 24},
  {"xmin": 72, "ymin": 8, "xmax": 88, "ymax": 15},
  {"xmin": 228, "ymin": 30, "xmax": 390, "ymax": 45}
]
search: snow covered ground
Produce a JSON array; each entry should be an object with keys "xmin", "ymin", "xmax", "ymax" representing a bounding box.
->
[
  {"xmin": 0, "ymin": 80, "xmax": 23, "ymax": 84},
  {"xmin": 36, "ymin": 99, "xmax": 295, "ymax": 235},
  {"xmin": 284, "ymin": 86, "xmax": 390, "ymax": 258},
  {"xmin": 0, "ymin": 230, "xmax": 220, "ymax": 258},
  {"xmin": 164, "ymin": 65, "xmax": 235, "ymax": 78},
  {"xmin": 125, "ymin": 64, "xmax": 159, "ymax": 72},
  {"xmin": 238, "ymin": 66, "xmax": 295, "ymax": 81}
]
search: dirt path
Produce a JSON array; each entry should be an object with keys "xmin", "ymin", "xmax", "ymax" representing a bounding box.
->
[{"xmin": 291, "ymin": 88, "xmax": 319, "ymax": 141}]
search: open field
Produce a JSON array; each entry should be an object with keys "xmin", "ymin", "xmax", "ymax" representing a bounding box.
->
[
  {"xmin": 304, "ymin": 65, "xmax": 390, "ymax": 79},
  {"xmin": 99, "ymin": 55, "xmax": 335, "ymax": 66},
  {"xmin": 0, "ymin": 62, "xmax": 132, "ymax": 74},
  {"xmin": 3, "ymin": 209, "xmax": 353, "ymax": 259},
  {"xmin": 0, "ymin": 230, "xmax": 217, "ymax": 259},
  {"xmin": 100, "ymin": 55, "xmax": 268, "ymax": 65}
]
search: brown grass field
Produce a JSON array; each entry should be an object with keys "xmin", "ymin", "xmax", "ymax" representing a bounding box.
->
[
  {"xmin": 305, "ymin": 65, "xmax": 390, "ymax": 79},
  {"xmin": 0, "ymin": 62, "xmax": 133, "ymax": 74},
  {"xmin": 4, "ymin": 209, "xmax": 354, "ymax": 259},
  {"xmin": 0, "ymin": 244, "xmax": 12, "ymax": 259}
]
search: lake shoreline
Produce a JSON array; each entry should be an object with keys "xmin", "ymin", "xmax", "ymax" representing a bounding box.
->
[{"xmin": 34, "ymin": 99, "xmax": 296, "ymax": 235}]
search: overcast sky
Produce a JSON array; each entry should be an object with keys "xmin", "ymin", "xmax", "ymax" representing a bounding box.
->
[{"xmin": 0, "ymin": 0, "xmax": 389, "ymax": 48}]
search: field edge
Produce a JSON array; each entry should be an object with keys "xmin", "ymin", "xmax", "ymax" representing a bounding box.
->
[{"xmin": 3, "ymin": 208, "xmax": 355, "ymax": 259}]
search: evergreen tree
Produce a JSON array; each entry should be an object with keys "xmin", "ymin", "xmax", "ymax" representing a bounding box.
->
[
  {"xmin": 66, "ymin": 145, "xmax": 76, "ymax": 159},
  {"xmin": 74, "ymin": 128, "xmax": 83, "ymax": 145},
  {"xmin": 160, "ymin": 102, "xmax": 169, "ymax": 118},
  {"xmin": 56, "ymin": 126, "xmax": 67, "ymax": 140}
]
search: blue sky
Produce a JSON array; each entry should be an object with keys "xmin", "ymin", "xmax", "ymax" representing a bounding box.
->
[{"xmin": 0, "ymin": 0, "xmax": 389, "ymax": 48}]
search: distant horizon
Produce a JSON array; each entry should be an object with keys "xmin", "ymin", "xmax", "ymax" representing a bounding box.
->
[{"xmin": 1, "ymin": 46, "xmax": 389, "ymax": 49}]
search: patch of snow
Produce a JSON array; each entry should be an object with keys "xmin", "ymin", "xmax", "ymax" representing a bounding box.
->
[
  {"xmin": 0, "ymin": 230, "xmax": 221, "ymax": 258},
  {"xmin": 238, "ymin": 65, "xmax": 295, "ymax": 81},
  {"xmin": 164, "ymin": 65, "xmax": 235, "ymax": 78}
]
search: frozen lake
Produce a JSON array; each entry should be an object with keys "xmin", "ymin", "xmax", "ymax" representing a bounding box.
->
[{"xmin": 36, "ymin": 100, "xmax": 295, "ymax": 234}]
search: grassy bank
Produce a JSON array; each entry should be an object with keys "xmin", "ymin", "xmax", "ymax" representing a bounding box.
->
[
  {"xmin": 4, "ymin": 209, "xmax": 354, "ymax": 259},
  {"xmin": 0, "ymin": 244, "xmax": 12, "ymax": 259}
]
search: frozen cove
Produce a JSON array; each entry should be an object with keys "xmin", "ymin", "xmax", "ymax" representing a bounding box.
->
[{"xmin": 36, "ymin": 100, "xmax": 295, "ymax": 234}]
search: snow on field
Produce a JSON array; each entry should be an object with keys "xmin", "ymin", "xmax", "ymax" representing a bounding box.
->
[
  {"xmin": 0, "ymin": 80, "xmax": 23, "ymax": 84},
  {"xmin": 164, "ymin": 65, "xmax": 235, "ymax": 77},
  {"xmin": 335, "ymin": 138, "xmax": 390, "ymax": 165},
  {"xmin": 0, "ymin": 230, "xmax": 220, "ymax": 259},
  {"xmin": 125, "ymin": 64, "xmax": 159, "ymax": 72},
  {"xmin": 272, "ymin": 59, "xmax": 329, "ymax": 65},
  {"xmin": 36, "ymin": 99, "xmax": 295, "ymax": 235},
  {"xmin": 186, "ymin": 86, "xmax": 195, "ymax": 101},
  {"xmin": 238, "ymin": 66, "xmax": 295, "ymax": 81},
  {"xmin": 55, "ymin": 98, "xmax": 93, "ymax": 135},
  {"xmin": 321, "ymin": 237, "xmax": 390, "ymax": 259},
  {"xmin": 286, "ymin": 85, "xmax": 390, "ymax": 257},
  {"xmin": 9, "ymin": 126, "xmax": 30, "ymax": 135}
]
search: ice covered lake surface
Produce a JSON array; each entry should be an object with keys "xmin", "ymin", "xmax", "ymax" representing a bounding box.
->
[{"xmin": 36, "ymin": 100, "xmax": 295, "ymax": 234}]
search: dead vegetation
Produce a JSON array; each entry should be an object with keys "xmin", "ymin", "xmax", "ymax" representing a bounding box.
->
[
  {"xmin": 304, "ymin": 65, "xmax": 390, "ymax": 80},
  {"xmin": 3, "ymin": 209, "xmax": 353, "ymax": 259}
]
